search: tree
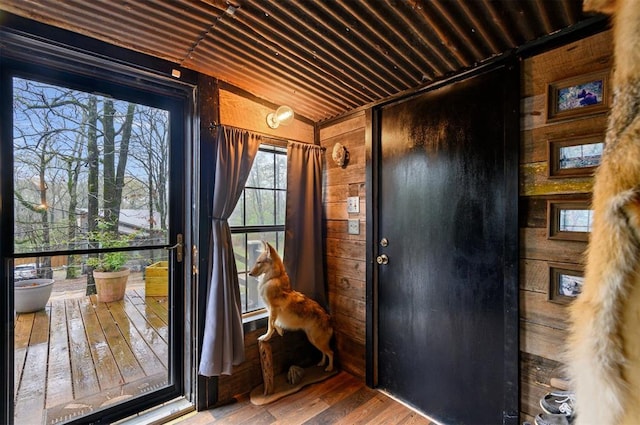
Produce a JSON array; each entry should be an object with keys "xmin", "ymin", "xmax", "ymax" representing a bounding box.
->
[
  {"xmin": 87, "ymin": 99, "xmax": 135, "ymax": 294},
  {"xmin": 129, "ymin": 107, "xmax": 169, "ymax": 243},
  {"xmin": 12, "ymin": 77, "xmax": 168, "ymax": 294}
]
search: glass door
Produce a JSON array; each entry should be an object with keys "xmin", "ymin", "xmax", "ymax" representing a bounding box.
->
[{"xmin": 3, "ymin": 59, "xmax": 189, "ymax": 423}]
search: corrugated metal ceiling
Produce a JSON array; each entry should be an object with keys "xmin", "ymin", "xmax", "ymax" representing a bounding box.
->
[{"xmin": 0, "ymin": 0, "xmax": 603, "ymax": 122}]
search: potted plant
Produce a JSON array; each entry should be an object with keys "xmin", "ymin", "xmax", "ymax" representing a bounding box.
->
[{"xmin": 87, "ymin": 221, "xmax": 132, "ymax": 302}]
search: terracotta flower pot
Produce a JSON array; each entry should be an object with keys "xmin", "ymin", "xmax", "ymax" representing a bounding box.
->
[{"xmin": 94, "ymin": 268, "xmax": 130, "ymax": 302}]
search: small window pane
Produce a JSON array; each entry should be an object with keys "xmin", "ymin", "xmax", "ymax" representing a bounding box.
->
[
  {"xmin": 245, "ymin": 189, "xmax": 275, "ymax": 226},
  {"xmin": 276, "ymin": 153, "xmax": 287, "ymax": 189},
  {"xmin": 247, "ymin": 151, "xmax": 275, "ymax": 189},
  {"xmin": 232, "ymin": 233, "xmax": 246, "ymax": 272},
  {"xmin": 276, "ymin": 191, "xmax": 286, "ymax": 225},
  {"xmin": 559, "ymin": 274, "xmax": 584, "ymax": 297},
  {"xmin": 559, "ymin": 209, "xmax": 593, "ymax": 232},
  {"xmin": 229, "ymin": 192, "xmax": 244, "ymax": 227},
  {"xmin": 244, "ymin": 232, "xmax": 280, "ymax": 313},
  {"xmin": 559, "ymin": 142, "xmax": 604, "ymax": 169}
]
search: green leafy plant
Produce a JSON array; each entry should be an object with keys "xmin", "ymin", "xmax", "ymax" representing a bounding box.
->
[{"xmin": 86, "ymin": 220, "xmax": 133, "ymax": 272}]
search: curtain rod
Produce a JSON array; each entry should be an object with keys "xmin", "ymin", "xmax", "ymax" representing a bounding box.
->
[{"xmin": 208, "ymin": 121, "xmax": 324, "ymax": 150}]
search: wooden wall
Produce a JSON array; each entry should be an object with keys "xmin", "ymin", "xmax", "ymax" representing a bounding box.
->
[
  {"xmin": 519, "ymin": 29, "xmax": 612, "ymax": 422},
  {"xmin": 219, "ymin": 89, "xmax": 314, "ymax": 143},
  {"xmin": 319, "ymin": 112, "xmax": 367, "ymax": 379}
]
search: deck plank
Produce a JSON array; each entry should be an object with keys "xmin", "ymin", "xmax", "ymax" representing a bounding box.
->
[
  {"xmin": 94, "ymin": 298, "xmax": 146, "ymax": 384},
  {"xmin": 122, "ymin": 297, "xmax": 169, "ymax": 368},
  {"xmin": 144, "ymin": 295, "xmax": 169, "ymax": 324},
  {"xmin": 77, "ymin": 296, "xmax": 123, "ymax": 390},
  {"xmin": 131, "ymin": 296, "xmax": 169, "ymax": 342},
  {"xmin": 45, "ymin": 300, "xmax": 73, "ymax": 408},
  {"xmin": 108, "ymin": 297, "xmax": 166, "ymax": 376},
  {"xmin": 14, "ymin": 309, "xmax": 50, "ymax": 424},
  {"xmin": 66, "ymin": 298, "xmax": 101, "ymax": 399},
  {"xmin": 14, "ymin": 312, "xmax": 34, "ymax": 397},
  {"xmin": 128, "ymin": 289, "xmax": 147, "ymax": 306}
]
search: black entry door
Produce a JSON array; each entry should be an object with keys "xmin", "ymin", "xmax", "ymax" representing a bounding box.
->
[{"xmin": 373, "ymin": 63, "xmax": 519, "ymax": 424}]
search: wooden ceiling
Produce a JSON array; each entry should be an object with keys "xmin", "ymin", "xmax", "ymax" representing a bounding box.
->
[{"xmin": 0, "ymin": 0, "xmax": 606, "ymax": 123}]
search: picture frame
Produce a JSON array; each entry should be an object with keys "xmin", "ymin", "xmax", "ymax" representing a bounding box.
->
[
  {"xmin": 548, "ymin": 262, "xmax": 584, "ymax": 304},
  {"xmin": 546, "ymin": 69, "xmax": 610, "ymax": 123},
  {"xmin": 548, "ymin": 133, "xmax": 605, "ymax": 178},
  {"xmin": 547, "ymin": 198, "xmax": 593, "ymax": 241}
]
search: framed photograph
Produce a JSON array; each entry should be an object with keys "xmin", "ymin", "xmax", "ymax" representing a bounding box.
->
[
  {"xmin": 547, "ymin": 199, "xmax": 593, "ymax": 241},
  {"xmin": 548, "ymin": 133, "xmax": 605, "ymax": 178},
  {"xmin": 548, "ymin": 262, "xmax": 584, "ymax": 304},
  {"xmin": 546, "ymin": 70, "xmax": 610, "ymax": 122}
]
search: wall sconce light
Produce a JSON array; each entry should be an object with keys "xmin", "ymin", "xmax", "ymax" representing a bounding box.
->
[{"xmin": 266, "ymin": 105, "xmax": 294, "ymax": 129}]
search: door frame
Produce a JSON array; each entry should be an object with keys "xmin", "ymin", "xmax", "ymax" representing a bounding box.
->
[
  {"xmin": 0, "ymin": 15, "xmax": 199, "ymax": 424},
  {"xmin": 365, "ymin": 57, "xmax": 520, "ymax": 422}
]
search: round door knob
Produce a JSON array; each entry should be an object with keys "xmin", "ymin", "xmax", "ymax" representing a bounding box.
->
[{"xmin": 376, "ymin": 254, "xmax": 389, "ymax": 265}]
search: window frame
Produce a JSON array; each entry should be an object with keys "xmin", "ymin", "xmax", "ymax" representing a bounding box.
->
[{"xmin": 230, "ymin": 142, "xmax": 288, "ymax": 316}]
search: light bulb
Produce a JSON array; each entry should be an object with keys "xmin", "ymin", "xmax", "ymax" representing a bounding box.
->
[{"xmin": 266, "ymin": 105, "xmax": 294, "ymax": 128}]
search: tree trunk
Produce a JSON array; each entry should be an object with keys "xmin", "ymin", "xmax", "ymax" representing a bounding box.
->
[{"xmin": 86, "ymin": 95, "xmax": 98, "ymax": 295}]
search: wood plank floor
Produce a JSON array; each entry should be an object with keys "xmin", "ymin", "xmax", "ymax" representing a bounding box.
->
[
  {"xmin": 172, "ymin": 371, "xmax": 437, "ymax": 425},
  {"xmin": 14, "ymin": 288, "xmax": 169, "ymax": 424}
]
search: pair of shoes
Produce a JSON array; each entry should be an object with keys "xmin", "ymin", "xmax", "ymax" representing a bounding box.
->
[
  {"xmin": 540, "ymin": 390, "xmax": 575, "ymax": 416},
  {"xmin": 534, "ymin": 412, "xmax": 574, "ymax": 425}
]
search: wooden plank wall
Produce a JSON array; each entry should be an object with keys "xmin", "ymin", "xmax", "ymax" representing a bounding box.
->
[
  {"xmin": 319, "ymin": 112, "xmax": 367, "ymax": 379},
  {"xmin": 218, "ymin": 89, "xmax": 314, "ymax": 143},
  {"xmin": 519, "ymin": 29, "xmax": 612, "ymax": 422}
]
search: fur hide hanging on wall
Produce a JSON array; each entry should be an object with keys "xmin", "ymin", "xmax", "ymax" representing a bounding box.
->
[{"xmin": 568, "ymin": 1, "xmax": 640, "ymax": 424}]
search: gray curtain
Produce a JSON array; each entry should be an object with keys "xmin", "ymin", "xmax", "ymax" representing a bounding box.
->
[
  {"xmin": 284, "ymin": 142, "xmax": 327, "ymax": 308},
  {"xmin": 198, "ymin": 126, "xmax": 261, "ymax": 377}
]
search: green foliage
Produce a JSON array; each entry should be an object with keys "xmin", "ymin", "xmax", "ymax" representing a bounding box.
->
[{"xmin": 86, "ymin": 220, "xmax": 132, "ymax": 272}]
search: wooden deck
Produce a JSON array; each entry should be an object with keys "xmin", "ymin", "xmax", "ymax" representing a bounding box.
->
[
  {"xmin": 14, "ymin": 288, "xmax": 169, "ymax": 424},
  {"xmin": 172, "ymin": 371, "xmax": 436, "ymax": 425}
]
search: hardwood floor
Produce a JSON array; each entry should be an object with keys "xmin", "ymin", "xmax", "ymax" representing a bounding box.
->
[{"xmin": 172, "ymin": 371, "xmax": 436, "ymax": 425}]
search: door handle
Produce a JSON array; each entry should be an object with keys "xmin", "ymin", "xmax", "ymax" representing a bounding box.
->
[
  {"xmin": 165, "ymin": 233, "xmax": 183, "ymax": 262},
  {"xmin": 376, "ymin": 254, "xmax": 389, "ymax": 265}
]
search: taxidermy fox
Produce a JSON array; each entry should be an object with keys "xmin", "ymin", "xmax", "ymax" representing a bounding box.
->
[
  {"xmin": 568, "ymin": 1, "xmax": 640, "ymax": 424},
  {"xmin": 249, "ymin": 241, "xmax": 334, "ymax": 372}
]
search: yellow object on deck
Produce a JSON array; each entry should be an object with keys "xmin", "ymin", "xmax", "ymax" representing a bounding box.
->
[{"xmin": 145, "ymin": 261, "xmax": 168, "ymax": 296}]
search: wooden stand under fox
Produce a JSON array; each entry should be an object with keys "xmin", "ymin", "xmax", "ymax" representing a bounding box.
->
[
  {"xmin": 568, "ymin": 1, "xmax": 640, "ymax": 424},
  {"xmin": 249, "ymin": 241, "xmax": 334, "ymax": 372}
]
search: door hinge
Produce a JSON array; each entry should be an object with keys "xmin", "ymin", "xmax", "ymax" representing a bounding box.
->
[{"xmin": 192, "ymin": 244, "xmax": 198, "ymax": 275}]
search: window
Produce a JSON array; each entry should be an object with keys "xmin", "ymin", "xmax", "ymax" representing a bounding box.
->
[
  {"xmin": 547, "ymin": 199, "xmax": 593, "ymax": 241},
  {"xmin": 230, "ymin": 144, "xmax": 287, "ymax": 314}
]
